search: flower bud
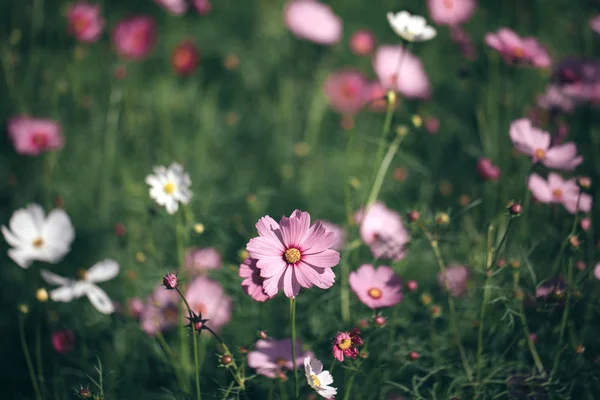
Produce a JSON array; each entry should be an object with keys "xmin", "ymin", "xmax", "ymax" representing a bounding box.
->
[
  {"xmin": 408, "ymin": 351, "xmax": 419, "ymax": 360},
  {"xmin": 509, "ymin": 203, "xmax": 522, "ymax": 216},
  {"xmin": 194, "ymin": 223, "xmax": 205, "ymax": 234},
  {"xmin": 258, "ymin": 330, "xmax": 268, "ymax": 340},
  {"xmin": 36, "ymin": 288, "xmax": 48, "ymax": 302},
  {"xmin": 162, "ymin": 273, "xmax": 178, "ymax": 290},
  {"xmin": 435, "ymin": 212, "xmax": 450, "ymax": 225},
  {"xmin": 78, "ymin": 388, "xmax": 92, "ymax": 398},
  {"xmin": 576, "ymin": 345, "xmax": 585, "ymax": 354},
  {"xmin": 569, "ymin": 235, "xmax": 580, "ymax": 249},
  {"xmin": 578, "ymin": 176, "xmax": 591, "ymax": 189},
  {"xmin": 581, "ymin": 218, "xmax": 591, "ymax": 231},
  {"xmin": 114, "ymin": 223, "xmax": 126, "ymax": 237},
  {"xmin": 239, "ymin": 346, "xmax": 248, "ymax": 354},
  {"xmin": 374, "ymin": 315, "xmax": 386, "ymax": 327},
  {"xmin": 349, "ymin": 29, "xmax": 375, "ymax": 56},
  {"xmin": 431, "ymin": 305, "xmax": 442, "ymax": 318},
  {"xmin": 406, "ymin": 280, "xmax": 418, "ymax": 292},
  {"xmin": 407, "ymin": 210, "xmax": 420, "ymax": 222},
  {"xmin": 529, "ymin": 333, "xmax": 537, "ymax": 343},
  {"xmin": 221, "ymin": 354, "xmax": 233, "ymax": 366}
]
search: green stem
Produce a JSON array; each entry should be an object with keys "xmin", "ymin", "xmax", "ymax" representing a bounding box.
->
[
  {"xmin": 174, "ymin": 212, "xmax": 191, "ymax": 391},
  {"xmin": 550, "ymin": 257, "xmax": 574, "ymax": 380},
  {"xmin": 290, "ymin": 297, "xmax": 299, "ymax": 398},
  {"xmin": 365, "ymin": 129, "xmax": 406, "ymax": 209},
  {"xmin": 176, "ymin": 287, "xmax": 201, "ymax": 400},
  {"xmin": 342, "ymin": 372, "xmax": 357, "ymax": 400},
  {"xmin": 35, "ymin": 317, "xmax": 45, "ymax": 398},
  {"xmin": 476, "ymin": 224, "xmax": 495, "ymax": 387},
  {"xmin": 155, "ymin": 331, "xmax": 186, "ymax": 390},
  {"xmin": 341, "ymin": 125, "xmax": 356, "ymax": 323},
  {"xmin": 19, "ymin": 313, "xmax": 42, "ymax": 400},
  {"xmin": 518, "ymin": 301, "xmax": 546, "ymax": 377},
  {"xmin": 340, "ymin": 249, "xmax": 351, "ymax": 323}
]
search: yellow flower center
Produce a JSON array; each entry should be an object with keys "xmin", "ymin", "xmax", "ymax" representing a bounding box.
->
[
  {"xmin": 534, "ymin": 148, "xmax": 546, "ymax": 159},
  {"xmin": 275, "ymin": 357, "xmax": 287, "ymax": 367},
  {"xmin": 338, "ymin": 338, "xmax": 352, "ymax": 350},
  {"xmin": 368, "ymin": 287, "xmax": 382, "ymax": 299},
  {"xmin": 283, "ymin": 248, "xmax": 301, "ymax": 264},
  {"xmin": 163, "ymin": 182, "xmax": 176, "ymax": 194},
  {"xmin": 32, "ymin": 237, "xmax": 44, "ymax": 248},
  {"xmin": 77, "ymin": 268, "xmax": 88, "ymax": 280},
  {"xmin": 311, "ymin": 374, "xmax": 321, "ymax": 388},
  {"xmin": 552, "ymin": 188, "xmax": 563, "ymax": 199},
  {"xmin": 513, "ymin": 47, "xmax": 525, "ymax": 58}
]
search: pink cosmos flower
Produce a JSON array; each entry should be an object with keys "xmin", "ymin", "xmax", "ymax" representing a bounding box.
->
[
  {"xmin": 350, "ymin": 29, "xmax": 375, "ymax": 56},
  {"xmin": 154, "ymin": 0, "xmax": 188, "ymax": 15},
  {"xmin": 185, "ymin": 247, "xmax": 221, "ymax": 274},
  {"xmin": 171, "ymin": 40, "xmax": 200, "ymax": 76},
  {"xmin": 318, "ymin": 220, "xmax": 345, "ymax": 251},
  {"xmin": 528, "ymin": 173, "xmax": 593, "ymax": 214},
  {"xmin": 139, "ymin": 284, "xmax": 180, "ymax": 336},
  {"xmin": 437, "ymin": 264, "xmax": 469, "ymax": 297},
  {"xmin": 536, "ymin": 85, "xmax": 576, "ymax": 113},
  {"xmin": 356, "ymin": 202, "xmax": 410, "ymax": 261},
  {"xmin": 247, "ymin": 338, "xmax": 314, "ymax": 378},
  {"xmin": 283, "ymin": 1, "xmax": 342, "ymax": 45},
  {"xmin": 373, "ymin": 45, "xmax": 431, "ymax": 99},
  {"xmin": 52, "ymin": 330, "xmax": 76, "ymax": 354},
  {"xmin": 332, "ymin": 328, "xmax": 362, "ymax": 362},
  {"xmin": 349, "ymin": 264, "xmax": 403, "ymax": 309},
  {"xmin": 485, "ymin": 28, "xmax": 551, "ymax": 68},
  {"xmin": 113, "ymin": 16, "xmax": 156, "ymax": 60},
  {"xmin": 240, "ymin": 258, "xmax": 271, "ymax": 302},
  {"xmin": 7, "ymin": 117, "xmax": 64, "ymax": 155},
  {"xmin": 476, "ymin": 157, "xmax": 501, "ymax": 181},
  {"xmin": 193, "ymin": 0, "xmax": 211, "ymax": 15},
  {"xmin": 185, "ymin": 276, "xmax": 232, "ymax": 332},
  {"xmin": 67, "ymin": 3, "xmax": 104, "ymax": 43},
  {"xmin": 509, "ymin": 118, "xmax": 582, "ymax": 170},
  {"xmin": 427, "ymin": 0, "xmax": 476, "ymax": 26},
  {"xmin": 590, "ymin": 16, "xmax": 600, "ymax": 35},
  {"xmin": 323, "ymin": 69, "xmax": 368, "ymax": 115},
  {"xmin": 246, "ymin": 210, "xmax": 340, "ymax": 298},
  {"xmin": 128, "ymin": 297, "xmax": 145, "ymax": 319},
  {"xmin": 365, "ymin": 81, "xmax": 389, "ymax": 112},
  {"xmin": 594, "ymin": 263, "xmax": 600, "ymax": 280},
  {"xmin": 449, "ymin": 26, "xmax": 477, "ymax": 60}
]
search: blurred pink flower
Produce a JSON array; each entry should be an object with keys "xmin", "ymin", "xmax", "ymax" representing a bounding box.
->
[
  {"xmin": 318, "ymin": 220, "xmax": 345, "ymax": 251},
  {"xmin": 349, "ymin": 29, "xmax": 375, "ymax": 56},
  {"xmin": 424, "ymin": 116, "xmax": 440, "ymax": 134},
  {"xmin": 528, "ymin": 173, "xmax": 592, "ymax": 214},
  {"xmin": 373, "ymin": 45, "xmax": 431, "ymax": 99},
  {"xmin": 283, "ymin": 0, "xmax": 342, "ymax": 45},
  {"xmin": 128, "ymin": 297, "xmax": 145, "ymax": 319},
  {"xmin": 349, "ymin": 264, "xmax": 403, "ymax": 309},
  {"xmin": 485, "ymin": 28, "xmax": 551, "ymax": 68},
  {"xmin": 185, "ymin": 276, "xmax": 232, "ymax": 332},
  {"xmin": 193, "ymin": 0, "xmax": 211, "ymax": 15},
  {"xmin": 139, "ymin": 285, "xmax": 180, "ymax": 336},
  {"xmin": 52, "ymin": 330, "xmax": 75, "ymax": 354},
  {"xmin": 7, "ymin": 117, "xmax": 63, "ymax": 155},
  {"xmin": 113, "ymin": 16, "xmax": 156, "ymax": 60},
  {"xmin": 332, "ymin": 328, "xmax": 362, "ymax": 362},
  {"xmin": 590, "ymin": 16, "xmax": 600, "ymax": 34},
  {"xmin": 171, "ymin": 40, "xmax": 200, "ymax": 76},
  {"xmin": 247, "ymin": 338, "xmax": 313, "ymax": 378},
  {"xmin": 594, "ymin": 263, "xmax": 600, "ymax": 280},
  {"xmin": 246, "ymin": 210, "xmax": 340, "ymax": 298},
  {"xmin": 154, "ymin": 0, "xmax": 188, "ymax": 15},
  {"xmin": 438, "ymin": 264, "xmax": 469, "ymax": 296},
  {"xmin": 509, "ymin": 118, "xmax": 582, "ymax": 170},
  {"xmin": 536, "ymin": 85, "xmax": 576, "ymax": 113},
  {"xmin": 365, "ymin": 81, "xmax": 389, "ymax": 112},
  {"xmin": 323, "ymin": 69, "xmax": 368, "ymax": 115},
  {"xmin": 185, "ymin": 247, "xmax": 221, "ymax": 274},
  {"xmin": 427, "ymin": 0, "xmax": 476, "ymax": 26},
  {"xmin": 240, "ymin": 258, "xmax": 271, "ymax": 302},
  {"xmin": 356, "ymin": 201, "xmax": 410, "ymax": 261},
  {"xmin": 67, "ymin": 3, "xmax": 104, "ymax": 43},
  {"xmin": 476, "ymin": 157, "xmax": 501, "ymax": 181},
  {"xmin": 581, "ymin": 218, "xmax": 591, "ymax": 231},
  {"xmin": 449, "ymin": 26, "xmax": 477, "ymax": 60}
]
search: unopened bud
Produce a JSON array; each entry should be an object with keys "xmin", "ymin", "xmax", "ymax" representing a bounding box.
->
[
  {"xmin": 581, "ymin": 218, "xmax": 591, "ymax": 231},
  {"xmin": 18, "ymin": 304, "xmax": 29, "ymax": 314},
  {"xmin": 407, "ymin": 210, "xmax": 420, "ymax": 222},
  {"xmin": 529, "ymin": 333, "xmax": 537, "ymax": 343},
  {"xmin": 510, "ymin": 260, "xmax": 520, "ymax": 269},
  {"xmin": 221, "ymin": 354, "xmax": 233, "ymax": 365},
  {"xmin": 509, "ymin": 203, "xmax": 522, "ymax": 216},
  {"xmin": 194, "ymin": 223, "xmax": 205, "ymax": 234},
  {"xmin": 577, "ymin": 260, "xmax": 586, "ymax": 271},
  {"xmin": 497, "ymin": 258, "xmax": 506, "ymax": 268},
  {"xmin": 359, "ymin": 350, "xmax": 369, "ymax": 359},
  {"xmin": 36, "ymin": 288, "xmax": 48, "ymax": 302},
  {"xmin": 258, "ymin": 330, "xmax": 268, "ymax": 340},
  {"xmin": 162, "ymin": 273, "xmax": 178, "ymax": 290},
  {"xmin": 576, "ymin": 345, "xmax": 585, "ymax": 354},
  {"xmin": 421, "ymin": 293, "xmax": 432, "ymax": 306},
  {"xmin": 78, "ymin": 388, "xmax": 92, "ymax": 398},
  {"xmin": 374, "ymin": 315, "xmax": 386, "ymax": 327},
  {"xmin": 435, "ymin": 212, "xmax": 450, "ymax": 225},
  {"xmin": 408, "ymin": 351, "xmax": 419, "ymax": 360},
  {"xmin": 569, "ymin": 235, "xmax": 580, "ymax": 249},
  {"xmin": 114, "ymin": 223, "xmax": 126, "ymax": 237},
  {"xmin": 406, "ymin": 280, "xmax": 418, "ymax": 292},
  {"xmin": 411, "ymin": 115, "xmax": 423, "ymax": 128},
  {"xmin": 578, "ymin": 176, "xmax": 591, "ymax": 189},
  {"xmin": 431, "ymin": 305, "xmax": 442, "ymax": 318}
]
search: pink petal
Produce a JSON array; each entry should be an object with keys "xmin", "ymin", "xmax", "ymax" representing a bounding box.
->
[
  {"xmin": 279, "ymin": 210, "xmax": 310, "ymax": 248},
  {"xmin": 543, "ymin": 143, "xmax": 582, "ymax": 170},
  {"xmin": 301, "ymin": 222, "xmax": 337, "ymax": 254},
  {"xmin": 247, "ymin": 236, "xmax": 284, "ymax": 259},
  {"xmin": 262, "ymin": 268, "xmax": 286, "ymax": 297},
  {"xmin": 255, "ymin": 216, "xmax": 285, "ymax": 249},
  {"xmin": 528, "ymin": 174, "xmax": 552, "ymax": 203},
  {"xmin": 283, "ymin": 266, "xmax": 300, "ymax": 298},
  {"xmin": 257, "ymin": 256, "xmax": 287, "ymax": 278},
  {"xmin": 302, "ymin": 249, "xmax": 340, "ymax": 269}
]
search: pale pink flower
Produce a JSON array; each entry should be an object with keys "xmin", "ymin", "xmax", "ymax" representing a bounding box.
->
[
  {"xmin": 350, "ymin": 29, "xmax": 375, "ymax": 56},
  {"xmin": 246, "ymin": 210, "xmax": 340, "ymax": 298},
  {"xmin": 67, "ymin": 3, "xmax": 104, "ymax": 43},
  {"xmin": 185, "ymin": 247, "xmax": 222, "ymax": 274},
  {"xmin": 283, "ymin": 1, "xmax": 342, "ymax": 45},
  {"xmin": 536, "ymin": 85, "xmax": 576, "ymax": 113},
  {"xmin": 139, "ymin": 284, "xmax": 179, "ymax": 336},
  {"xmin": 323, "ymin": 69, "xmax": 368, "ymax": 115},
  {"xmin": 332, "ymin": 328, "xmax": 362, "ymax": 362},
  {"xmin": 318, "ymin": 220, "xmax": 345, "ymax": 251},
  {"xmin": 247, "ymin": 338, "xmax": 314, "ymax": 378},
  {"xmin": 239, "ymin": 258, "xmax": 271, "ymax": 302},
  {"xmin": 7, "ymin": 117, "xmax": 63, "ymax": 155},
  {"xmin": 437, "ymin": 264, "xmax": 469, "ymax": 296},
  {"xmin": 185, "ymin": 276, "xmax": 232, "ymax": 332},
  {"xmin": 128, "ymin": 297, "xmax": 145, "ymax": 319},
  {"xmin": 590, "ymin": 16, "xmax": 600, "ymax": 35},
  {"xmin": 193, "ymin": 0, "xmax": 211, "ymax": 15},
  {"xmin": 476, "ymin": 157, "xmax": 501, "ymax": 181},
  {"xmin": 581, "ymin": 218, "xmax": 591, "ymax": 231},
  {"xmin": 154, "ymin": 0, "xmax": 188, "ymax": 15},
  {"xmin": 365, "ymin": 81, "xmax": 389, "ymax": 112},
  {"xmin": 52, "ymin": 330, "xmax": 75, "ymax": 354},
  {"xmin": 356, "ymin": 201, "xmax": 410, "ymax": 261},
  {"xmin": 528, "ymin": 173, "xmax": 593, "ymax": 214},
  {"xmin": 349, "ymin": 264, "xmax": 403, "ymax": 309},
  {"xmin": 449, "ymin": 26, "xmax": 477, "ymax": 60},
  {"xmin": 113, "ymin": 16, "xmax": 156, "ymax": 60},
  {"xmin": 427, "ymin": 0, "xmax": 476, "ymax": 26},
  {"xmin": 594, "ymin": 263, "xmax": 600, "ymax": 280},
  {"xmin": 485, "ymin": 28, "xmax": 551, "ymax": 68},
  {"xmin": 510, "ymin": 118, "xmax": 582, "ymax": 170},
  {"xmin": 373, "ymin": 45, "xmax": 431, "ymax": 99}
]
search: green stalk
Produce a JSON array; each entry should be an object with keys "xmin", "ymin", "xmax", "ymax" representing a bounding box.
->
[
  {"xmin": 35, "ymin": 316, "xmax": 46, "ymax": 398},
  {"xmin": 176, "ymin": 287, "xmax": 201, "ymax": 400},
  {"xmin": 19, "ymin": 313, "xmax": 42, "ymax": 400},
  {"xmin": 550, "ymin": 257, "xmax": 574, "ymax": 380},
  {"xmin": 174, "ymin": 212, "xmax": 191, "ymax": 390},
  {"xmin": 290, "ymin": 297, "xmax": 299, "ymax": 398}
]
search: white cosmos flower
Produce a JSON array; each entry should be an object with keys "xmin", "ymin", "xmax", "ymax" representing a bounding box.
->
[
  {"xmin": 387, "ymin": 11, "xmax": 437, "ymax": 42},
  {"xmin": 41, "ymin": 259, "xmax": 119, "ymax": 315},
  {"xmin": 1, "ymin": 204, "xmax": 75, "ymax": 269},
  {"xmin": 145, "ymin": 162, "xmax": 192, "ymax": 214},
  {"xmin": 304, "ymin": 356, "xmax": 337, "ymax": 398}
]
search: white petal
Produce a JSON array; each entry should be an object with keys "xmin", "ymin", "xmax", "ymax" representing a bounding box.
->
[
  {"xmin": 420, "ymin": 26, "xmax": 437, "ymax": 41},
  {"xmin": 318, "ymin": 371, "xmax": 334, "ymax": 386},
  {"xmin": 310, "ymin": 357, "xmax": 324, "ymax": 375},
  {"xmin": 8, "ymin": 248, "xmax": 34, "ymax": 268},
  {"xmin": 2, "ymin": 225, "xmax": 26, "ymax": 248},
  {"xmin": 165, "ymin": 198, "xmax": 179, "ymax": 214},
  {"xmin": 41, "ymin": 269, "xmax": 72, "ymax": 286},
  {"xmin": 49, "ymin": 282, "xmax": 88, "ymax": 302},
  {"xmin": 9, "ymin": 207, "xmax": 41, "ymax": 242},
  {"xmin": 317, "ymin": 386, "xmax": 337, "ymax": 398},
  {"xmin": 26, "ymin": 204, "xmax": 46, "ymax": 232},
  {"xmin": 85, "ymin": 284, "xmax": 115, "ymax": 314},
  {"xmin": 86, "ymin": 259, "xmax": 119, "ymax": 283},
  {"xmin": 42, "ymin": 209, "xmax": 75, "ymax": 251}
]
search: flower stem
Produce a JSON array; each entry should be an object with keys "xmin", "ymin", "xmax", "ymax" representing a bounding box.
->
[
  {"xmin": 102, "ymin": 79, "xmax": 123, "ymax": 222},
  {"xmin": 155, "ymin": 331, "xmax": 186, "ymax": 390},
  {"xmin": 35, "ymin": 316, "xmax": 46, "ymax": 398},
  {"xmin": 176, "ymin": 287, "xmax": 201, "ymax": 400},
  {"xmin": 290, "ymin": 297, "xmax": 299, "ymax": 398},
  {"xmin": 340, "ymin": 250, "xmax": 351, "ymax": 323},
  {"xmin": 342, "ymin": 372, "xmax": 357, "ymax": 400},
  {"xmin": 19, "ymin": 313, "xmax": 42, "ymax": 400},
  {"xmin": 550, "ymin": 256, "xmax": 574, "ymax": 380},
  {"xmin": 174, "ymin": 212, "xmax": 192, "ymax": 393}
]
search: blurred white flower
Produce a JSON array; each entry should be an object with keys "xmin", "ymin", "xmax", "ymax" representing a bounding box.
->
[
  {"xmin": 145, "ymin": 162, "xmax": 192, "ymax": 214},
  {"xmin": 304, "ymin": 356, "xmax": 337, "ymax": 398},
  {"xmin": 1, "ymin": 204, "xmax": 75, "ymax": 268},
  {"xmin": 41, "ymin": 259, "xmax": 119, "ymax": 314},
  {"xmin": 387, "ymin": 11, "xmax": 436, "ymax": 42}
]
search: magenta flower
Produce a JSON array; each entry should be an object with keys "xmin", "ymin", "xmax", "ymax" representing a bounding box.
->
[
  {"xmin": 528, "ymin": 173, "xmax": 592, "ymax": 214},
  {"xmin": 332, "ymin": 328, "xmax": 362, "ymax": 362},
  {"xmin": 590, "ymin": 16, "xmax": 600, "ymax": 34},
  {"xmin": 476, "ymin": 157, "xmax": 501, "ymax": 181},
  {"xmin": 437, "ymin": 265, "xmax": 469, "ymax": 297},
  {"xmin": 154, "ymin": 0, "xmax": 188, "ymax": 15},
  {"xmin": 247, "ymin": 338, "xmax": 314, "ymax": 378},
  {"xmin": 350, "ymin": 29, "xmax": 375, "ymax": 56},
  {"xmin": 185, "ymin": 276, "xmax": 232, "ymax": 332},
  {"xmin": 317, "ymin": 220, "xmax": 345, "ymax": 251},
  {"xmin": 112, "ymin": 16, "xmax": 156, "ymax": 60},
  {"xmin": 52, "ymin": 330, "xmax": 76, "ymax": 354},
  {"xmin": 171, "ymin": 40, "xmax": 200, "ymax": 76},
  {"xmin": 356, "ymin": 201, "xmax": 410, "ymax": 261},
  {"xmin": 67, "ymin": 3, "xmax": 104, "ymax": 43},
  {"xmin": 349, "ymin": 264, "xmax": 403, "ymax": 309},
  {"xmin": 7, "ymin": 117, "xmax": 63, "ymax": 155},
  {"xmin": 283, "ymin": 0, "xmax": 342, "ymax": 45},
  {"xmin": 427, "ymin": 0, "xmax": 476, "ymax": 26},
  {"xmin": 323, "ymin": 69, "xmax": 368, "ymax": 115},
  {"xmin": 185, "ymin": 247, "xmax": 222, "ymax": 274},
  {"xmin": 193, "ymin": 0, "xmax": 211, "ymax": 15},
  {"xmin": 509, "ymin": 118, "xmax": 582, "ymax": 170},
  {"xmin": 246, "ymin": 210, "xmax": 340, "ymax": 298},
  {"xmin": 373, "ymin": 45, "xmax": 431, "ymax": 99},
  {"xmin": 485, "ymin": 28, "xmax": 551, "ymax": 68},
  {"xmin": 240, "ymin": 258, "xmax": 271, "ymax": 302}
]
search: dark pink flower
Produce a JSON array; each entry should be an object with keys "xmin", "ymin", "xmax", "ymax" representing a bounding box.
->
[
  {"xmin": 485, "ymin": 28, "xmax": 551, "ymax": 68},
  {"xmin": 7, "ymin": 117, "xmax": 64, "ymax": 155},
  {"xmin": 185, "ymin": 247, "xmax": 221, "ymax": 274},
  {"xmin": 428, "ymin": 0, "xmax": 476, "ymax": 26},
  {"xmin": 323, "ymin": 69, "xmax": 368, "ymax": 115},
  {"xmin": 240, "ymin": 258, "xmax": 271, "ymax": 302},
  {"xmin": 67, "ymin": 3, "xmax": 104, "ymax": 43},
  {"xmin": 171, "ymin": 40, "xmax": 200, "ymax": 76},
  {"xmin": 154, "ymin": 0, "xmax": 188, "ymax": 15},
  {"xmin": 373, "ymin": 45, "xmax": 431, "ymax": 99},
  {"xmin": 349, "ymin": 264, "xmax": 403, "ymax": 309},
  {"xmin": 52, "ymin": 330, "xmax": 75, "ymax": 354},
  {"xmin": 247, "ymin": 338, "xmax": 314, "ymax": 378},
  {"xmin": 349, "ymin": 29, "xmax": 375, "ymax": 56},
  {"xmin": 246, "ymin": 210, "xmax": 340, "ymax": 298},
  {"xmin": 283, "ymin": 1, "xmax": 342, "ymax": 45},
  {"xmin": 437, "ymin": 264, "xmax": 469, "ymax": 296},
  {"xmin": 581, "ymin": 218, "xmax": 591, "ymax": 231},
  {"xmin": 356, "ymin": 202, "xmax": 410, "ymax": 261},
  {"xmin": 185, "ymin": 276, "xmax": 232, "ymax": 332},
  {"xmin": 332, "ymin": 328, "xmax": 362, "ymax": 362},
  {"xmin": 113, "ymin": 16, "xmax": 156, "ymax": 60},
  {"xmin": 193, "ymin": 0, "xmax": 211, "ymax": 15},
  {"xmin": 476, "ymin": 157, "xmax": 501, "ymax": 181},
  {"xmin": 528, "ymin": 173, "xmax": 592, "ymax": 214}
]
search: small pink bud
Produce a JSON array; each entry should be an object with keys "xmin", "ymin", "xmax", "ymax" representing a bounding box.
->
[
  {"xmin": 349, "ymin": 29, "xmax": 375, "ymax": 56},
  {"xmin": 406, "ymin": 280, "xmax": 418, "ymax": 292},
  {"xmin": 78, "ymin": 388, "xmax": 92, "ymax": 398},
  {"xmin": 162, "ymin": 273, "xmax": 178, "ymax": 290},
  {"xmin": 477, "ymin": 157, "xmax": 501, "ymax": 181},
  {"xmin": 408, "ymin": 351, "xmax": 419, "ymax": 360},
  {"xmin": 529, "ymin": 333, "xmax": 537, "ymax": 343},
  {"xmin": 52, "ymin": 330, "xmax": 75, "ymax": 354},
  {"xmin": 193, "ymin": 0, "xmax": 211, "ymax": 15},
  {"xmin": 114, "ymin": 223, "xmax": 126, "ymax": 237},
  {"xmin": 577, "ymin": 260, "xmax": 586, "ymax": 271},
  {"xmin": 424, "ymin": 116, "xmax": 440, "ymax": 134},
  {"xmin": 581, "ymin": 218, "xmax": 591, "ymax": 231},
  {"xmin": 374, "ymin": 315, "xmax": 386, "ymax": 327},
  {"xmin": 407, "ymin": 210, "xmax": 420, "ymax": 222},
  {"xmin": 358, "ymin": 319, "xmax": 368, "ymax": 328},
  {"xmin": 509, "ymin": 203, "xmax": 523, "ymax": 216},
  {"xmin": 258, "ymin": 330, "xmax": 268, "ymax": 340}
]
